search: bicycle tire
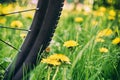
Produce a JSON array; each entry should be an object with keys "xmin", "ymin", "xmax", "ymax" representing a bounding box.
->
[{"xmin": 3, "ymin": 0, "xmax": 64, "ymax": 80}]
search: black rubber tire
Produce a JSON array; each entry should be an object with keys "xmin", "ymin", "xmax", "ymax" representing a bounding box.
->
[{"xmin": 3, "ymin": 0, "xmax": 64, "ymax": 80}]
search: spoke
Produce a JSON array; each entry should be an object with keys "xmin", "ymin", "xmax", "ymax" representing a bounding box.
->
[
  {"xmin": 0, "ymin": 39, "xmax": 21, "ymax": 52},
  {"xmin": 0, "ymin": 26, "xmax": 31, "ymax": 31},
  {"xmin": 0, "ymin": 8, "xmax": 39, "ymax": 16}
]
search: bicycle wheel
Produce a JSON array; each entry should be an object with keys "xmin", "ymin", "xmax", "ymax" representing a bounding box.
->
[{"xmin": 3, "ymin": 0, "xmax": 64, "ymax": 80}]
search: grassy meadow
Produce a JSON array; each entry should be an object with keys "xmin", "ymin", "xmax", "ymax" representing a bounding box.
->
[{"xmin": 0, "ymin": 2, "xmax": 120, "ymax": 80}]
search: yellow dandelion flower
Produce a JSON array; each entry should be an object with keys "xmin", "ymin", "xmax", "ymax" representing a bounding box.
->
[
  {"xmin": 20, "ymin": 33, "xmax": 27, "ymax": 38},
  {"xmin": 108, "ymin": 16, "xmax": 115, "ymax": 20},
  {"xmin": 63, "ymin": 40, "xmax": 78, "ymax": 48},
  {"xmin": 107, "ymin": 0, "xmax": 113, "ymax": 4},
  {"xmin": 48, "ymin": 54, "xmax": 70, "ymax": 63},
  {"xmin": 112, "ymin": 37, "xmax": 120, "ymax": 44},
  {"xmin": 95, "ymin": 38, "xmax": 105, "ymax": 42},
  {"xmin": 92, "ymin": 20, "xmax": 98, "ymax": 26},
  {"xmin": 109, "ymin": 10, "xmax": 116, "ymax": 17},
  {"xmin": 11, "ymin": 20, "xmax": 23, "ymax": 28},
  {"xmin": 74, "ymin": 17, "xmax": 83, "ymax": 23},
  {"xmin": 22, "ymin": 11, "xmax": 34, "ymax": 19},
  {"xmin": 97, "ymin": 28, "xmax": 113, "ymax": 38},
  {"xmin": 0, "ymin": 18, "xmax": 6, "ymax": 24},
  {"xmin": 99, "ymin": 7, "xmax": 106, "ymax": 12},
  {"xmin": 99, "ymin": 47, "xmax": 108, "ymax": 53},
  {"xmin": 41, "ymin": 58, "xmax": 61, "ymax": 66},
  {"xmin": 1, "ymin": 4, "xmax": 13, "ymax": 14},
  {"xmin": 41, "ymin": 54, "xmax": 70, "ymax": 66},
  {"xmin": 93, "ymin": 11, "xmax": 103, "ymax": 17}
]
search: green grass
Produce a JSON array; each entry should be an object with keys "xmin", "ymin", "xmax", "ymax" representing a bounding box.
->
[{"xmin": 0, "ymin": 5, "xmax": 120, "ymax": 80}]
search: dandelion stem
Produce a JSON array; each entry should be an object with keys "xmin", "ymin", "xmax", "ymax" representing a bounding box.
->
[
  {"xmin": 47, "ymin": 66, "xmax": 51, "ymax": 80},
  {"xmin": 62, "ymin": 67, "xmax": 67, "ymax": 80},
  {"xmin": 52, "ymin": 66, "xmax": 59, "ymax": 80}
]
